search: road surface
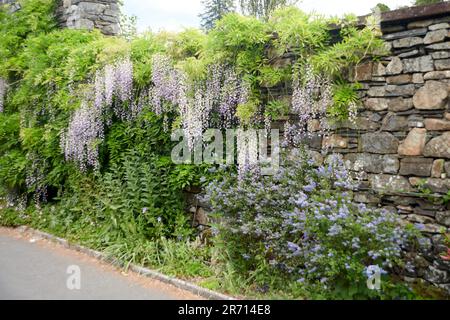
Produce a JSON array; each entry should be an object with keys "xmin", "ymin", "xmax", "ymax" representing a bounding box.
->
[{"xmin": 0, "ymin": 227, "xmax": 201, "ymax": 300}]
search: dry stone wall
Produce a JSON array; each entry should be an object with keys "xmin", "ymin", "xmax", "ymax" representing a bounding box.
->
[
  {"xmin": 0, "ymin": 0, "xmax": 21, "ymax": 12},
  {"xmin": 3, "ymin": 0, "xmax": 448, "ymax": 293},
  {"xmin": 56, "ymin": 0, "xmax": 121, "ymax": 35},
  {"xmin": 188, "ymin": 4, "xmax": 450, "ymax": 292},
  {"xmin": 1, "ymin": 0, "xmax": 121, "ymax": 35},
  {"xmin": 336, "ymin": 19, "xmax": 450, "ymax": 222},
  {"xmin": 314, "ymin": 5, "xmax": 450, "ymax": 290}
]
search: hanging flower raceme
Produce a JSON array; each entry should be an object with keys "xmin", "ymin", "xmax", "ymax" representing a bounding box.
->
[
  {"xmin": 0, "ymin": 78, "xmax": 7, "ymax": 113},
  {"xmin": 61, "ymin": 100, "xmax": 104, "ymax": 171},
  {"xmin": 204, "ymin": 64, "xmax": 242, "ymax": 128},
  {"xmin": 95, "ymin": 57, "xmax": 134, "ymax": 120},
  {"xmin": 147, "ymin": 57, "xmax": 250, "ymax": 150},
  {"xmin": 287, "ymin": 64, "xmax": 332, "ymax": 146},
  {"xmin": 178, "ymin": 73, "xmax": 209, "ymax": 151},
  {"xmin": 204, "ymin": 64, "xmax": 223, "ymax": 114},
  {"xmin": 94, "ymin": 70, "xmax": 105, "ymax": 110},
  {"xmin": 292, "ymin": 65, "xmax": 332, "ymax": 125},
  {"xmin": 219, "ymin": 68, "xmax": 241, "ymax": 129},
  {"xmin": 203, "ymin": 64, "xmax": 251, "ymax": 129},
  {"xmin": 61, "ymin": 57, "xmax": 135, "ymax": 171},
  {"xmin": 25, "ymin": 152, "xmax": 48, "ymax": 205},
  {"xmin": 182, "ymin": 66, "xmax": 251, "ymax": 150},
  {"xmin": 113, "ymin": 57, "xmax": 134, "ymax": 120},
  {"xmin": 104, "ymin": 64, "xmax": 116, "ymax": 106},
  {"xmin": 150, "ymin": 54, "xmax": 180, "ymax": 115},
  {"xmin": 237, "ymin": 129, "xmax": 259, "ymax": 179},
  {"xmin": 116, "ymin": 57, "xmax": 133, "ymax": 103},
  {"xmin": 129, "ymin": 91, "xmax": 146, "ymax": 121}
]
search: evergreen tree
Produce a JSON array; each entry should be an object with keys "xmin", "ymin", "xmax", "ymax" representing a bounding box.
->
[
  {"xmin": 372, "ymin": 3, "xmax": 390, "ymax": 12},
  {"xmin": 239, "ymin": 0, "xmax": 298, "ymax": 20},
  {"xmin": 200, "ymin": 0, "xmax": 235, "ymax": 31}
]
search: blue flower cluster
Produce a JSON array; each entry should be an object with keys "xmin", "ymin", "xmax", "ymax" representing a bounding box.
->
[{"xmin": 204, "ymin": 150, "xmax": 415, "ymax": 294}]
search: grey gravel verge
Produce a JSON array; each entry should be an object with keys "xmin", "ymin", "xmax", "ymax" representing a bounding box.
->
[{"xmin": 15, "ymin": 226, "xmax": 235, "ymax": 300}]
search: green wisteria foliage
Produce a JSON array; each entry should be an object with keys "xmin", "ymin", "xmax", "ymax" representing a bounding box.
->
[{"xmin": 1, "ymin": 0, "xmax": 428, "ymax": 300}]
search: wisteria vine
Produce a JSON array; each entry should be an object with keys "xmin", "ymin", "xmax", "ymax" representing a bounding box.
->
[
  {"xmin": 62, "ymin": 57, "xmax": 135, "ymax": 170},
  {"xmin": 150, "ymin": 55, "xmax": 251, "ymax": 150},
  {"xmin": 62, "ymin": 57, "xmax": 338, "ymax": 173},
  {"xmin": 61, "ymin": 99, "xmax": 104, "ymax": 171},
  {"xmin": 150, "ymin": 54, "xmax": 181, "ymax": 115},
  {"xmin": 284, "ymin": 65, "xmax": 332, "ymax": 147},
  {"xmin": 0, "ymin": 78, "xmax": 7, "ymax": 113},
  {"xmin": 94, "ymin": 57, "xmax": 134, "ymax": 121}
]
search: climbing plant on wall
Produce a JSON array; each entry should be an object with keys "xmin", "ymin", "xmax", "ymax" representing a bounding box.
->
[
  {"xmin": 2, "ymin": 0, "xmax": 430, "ymax": 301},
  {"xmin": 0, "ymin": 0, "xmax": 389, "ymax": 236}
]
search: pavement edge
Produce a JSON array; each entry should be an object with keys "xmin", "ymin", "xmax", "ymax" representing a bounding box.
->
[{"xmin": 15, "ymin": 226, "xmax": 235, "ymax": 301}]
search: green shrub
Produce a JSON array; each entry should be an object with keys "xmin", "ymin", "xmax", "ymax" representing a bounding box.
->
[
  {"xmin": 0, "ymin": 1, "xmax": 411, "ymax": 300},
  {"xmin": 205, "ymin": 151, "xmax": 420, "ymax": 299}
]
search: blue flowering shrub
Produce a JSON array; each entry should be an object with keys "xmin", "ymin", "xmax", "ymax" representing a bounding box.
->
[{"xmin": 205, "ymin": 150, "xmax": 419, "ymax": 299}]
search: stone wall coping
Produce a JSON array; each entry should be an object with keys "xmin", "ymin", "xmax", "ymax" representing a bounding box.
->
[
  {"xmin": 329, "ymin": 2, "xmax": 450, "ymax": 32},
  {"xmin": 381, "ymin": 2, "xmax": 450, "ymax": 26}
]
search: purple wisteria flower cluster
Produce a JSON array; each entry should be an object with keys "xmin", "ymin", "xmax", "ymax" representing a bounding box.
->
[
  {"xmin": 205, "ymin": 150, "xmax": 416, "ymax": 295},
  {"xmin": 284, "ymin": 65, "xmax": 332, "ymax": 147},
  {"xmin": 60, "ymin": 100, "xmax": 104, "ymax": 171},
  {"xmin": 178, "ymin": 75, "xmax": 209, "ymax": 151},
  {"xmin": 25, "ymin": 152, "xmax": 48, "ymax": 205},
  {"xmin": 214, "ymin": 66, "xmax": 248, "ymax": 129},
  {"xmin": 62, "ymin": 57, "xmax": 135, "ymax": 170},
  {"xmin": 61, "ymin": 53, "xmax": 253, "ymax": 169},
  {"xmin": 150, "ymin": 54, "xmax": 181, "ymax": 115},
  {"xmin": 0, "ymin": 77, "xmax": 7, "ymax": 113},
  {"xmin": 94, "ymin": 57, "xmax": 134, "ymax": 120},
  {"xmin": 149, "ymin": 55, "xmax": 250, "ymax": 149},
  {"xmin": 236, "ymin": 129, "xmax": 259, "ymax": 178}
]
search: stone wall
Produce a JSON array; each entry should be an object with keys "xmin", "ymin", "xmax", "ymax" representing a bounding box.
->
[
  {"xmin": 187, "ymin": 3, "xmax": 450, "ymax": 293},
  {"xmin": 344, "ymin": 4, "xmax": 450, "ymax": 290},
  {"xmin": 309, "ymin": 3, "xmax": 450, "ymax": 291},
  {"xmin": 1, "ymin": 0, "xmax": 121, "ymax": 35},
  {"xmin": 56, "ymin": 0, "xmax": 120, "ymax": 35},
  {"xmin": 0, "ymin": 0, "xmax": 21, "ymax": 12}
]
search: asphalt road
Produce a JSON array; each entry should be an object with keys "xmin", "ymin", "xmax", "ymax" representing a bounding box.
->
[{"xmin": 0, "ymin": 229, "xmax": 200, "ymax": 300}]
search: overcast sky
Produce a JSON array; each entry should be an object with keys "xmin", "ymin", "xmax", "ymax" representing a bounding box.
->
[{"xmin": 123, "ymin": 0, "xmax": 415, "ymax": 32}]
